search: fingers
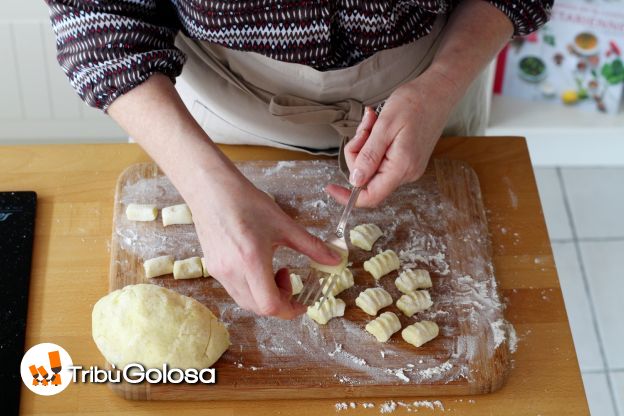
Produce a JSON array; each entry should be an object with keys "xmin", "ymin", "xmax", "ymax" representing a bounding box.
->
[
  {"xmin": 344, "ymin": 107, "xmax": 377, "ymax": 174},
  {"xmin": 348, "ymin": 110, "xmax": 392, "ymax": 188},
  {"xmin": 275, "ymin": 268, "xmax": 307, "ymax": 315},
  {"xmin": 280, "ymin": 220, "xmax": 342, "ymax": 266},
  {"xmin": 246, "ymin": 255, "xmax": 303, "ymax": 319},
  {"xmin": 324, "ymin": 183, "xmax": 352, "ymax": 206}
]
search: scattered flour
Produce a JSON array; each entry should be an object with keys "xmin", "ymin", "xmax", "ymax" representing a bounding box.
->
[{"xmin": 380, "ymin": 401, "xmax": 397, "ymax": 413}]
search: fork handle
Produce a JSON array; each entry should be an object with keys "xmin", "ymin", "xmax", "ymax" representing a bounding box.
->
[{"xmin": 336, "ymin": 187, "xmax": 362, "ymax": 238}]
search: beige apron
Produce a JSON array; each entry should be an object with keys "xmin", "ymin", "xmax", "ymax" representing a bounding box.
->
[{"xmin": 175, "ymin": 15, "xmax": 488, "ymax": 155}]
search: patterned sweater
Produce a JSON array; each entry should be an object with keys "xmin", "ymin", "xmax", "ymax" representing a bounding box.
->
[{"xmin": 46, "ymin": 0, "xmax": 553, "ymax": 110}]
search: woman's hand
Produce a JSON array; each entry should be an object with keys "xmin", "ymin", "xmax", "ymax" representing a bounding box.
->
[
  {"xmin": 326, "ymin": 69, "xmax": 459, "ymax": 207},
  {"xmin": 108, "ymin": 74, "xmax": 341, "ymax": 320},
  {"xmin": 186, "ymin": 166, "xmax": 342, "ymax": 320}
]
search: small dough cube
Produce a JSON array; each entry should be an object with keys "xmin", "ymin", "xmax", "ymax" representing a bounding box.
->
[
  {"xmin": 143, "ymin": 255, "xmax": 174, "ymax": 278},
  {"xmin": 306, "ymin": 296, "xmax": 346, "ymax": 325},
  {"xmin": 355, "ymin": 287, "xmax": 393, "ymax": 316},
  {"xmin": 162, "ymin": 203, "xmax": 193, "ymax": 226},
  {"xmin": 173, "ymin": 257, "xmax": 203, "ymax": 280},
  {"xmin": 126, "ymin": 204, "xmax": 158, "ymax": 222},
  {"xmin": 396, "ymin": 290, "xmax": 433, "ymax": 317},
  {"xmin": 402, "ymin": 321, "xmax": 439, "ymax": 347},
  {"xmin": 350, "ymin": 223, "xmax": 383, "ymax": 251},
  {"xmin": 395, "ymin": 269, "xmax": 432, "ymax": 294},
  {"xmin": 365, "ymin": 311, "xmax": 401, "ymax": 342},
  {"xmin": 200, "ymin": 257, "xmax": 210, "ymax": 278},
  {"xmin": 309, "ymin": 243, "xmax": 348, "ymax": 276},
  {"xmin": 290, "ymin": 273, "xmax": 304, "ymax": 295}
]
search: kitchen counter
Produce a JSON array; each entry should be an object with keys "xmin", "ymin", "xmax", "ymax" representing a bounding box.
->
[{"xmin": 4, "ymin": 137, "xmax": 589, "ymax": 415}]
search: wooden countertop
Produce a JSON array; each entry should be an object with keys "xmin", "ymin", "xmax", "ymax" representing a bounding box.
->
[{"xmin": 4, "ymin": 137, "xmax": 588, "ymax": 415}]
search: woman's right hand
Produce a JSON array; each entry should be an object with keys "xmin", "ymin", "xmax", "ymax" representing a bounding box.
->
[
  {"xmin": 185, "ymin": 167, "xmax": 342, "ymax": 319},
  {"xmin": 108, "ymin": 74, "xmax": 341, "ymax": 320}
]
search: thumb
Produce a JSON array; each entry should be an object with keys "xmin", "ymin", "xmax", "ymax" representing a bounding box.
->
[{"xmin": 281, "ymin": 221, "xmax": 341, "ymax": 266}]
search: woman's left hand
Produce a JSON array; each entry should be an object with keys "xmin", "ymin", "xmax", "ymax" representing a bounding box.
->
[{"xmin": 326, "ymin": 70, "xmax": 459, "ymax": 207}]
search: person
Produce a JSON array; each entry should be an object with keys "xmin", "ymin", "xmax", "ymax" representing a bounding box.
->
[{"xmin": 47, "ymin": 0, "xmax": 552, "ymax": 319}]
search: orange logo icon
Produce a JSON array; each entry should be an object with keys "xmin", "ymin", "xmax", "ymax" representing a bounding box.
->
[{"xmin": 21, "ymin": 343, "xmax": 72, "ymax": 396}]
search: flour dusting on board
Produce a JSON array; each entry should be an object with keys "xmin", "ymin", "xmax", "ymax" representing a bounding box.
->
[{"xmin": 114, "ymin": 160, "xmax": 513, "ymax": 390}]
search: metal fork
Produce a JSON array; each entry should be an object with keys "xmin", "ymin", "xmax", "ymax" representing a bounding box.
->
[
  {"xmin": 296, "ymin": 186, "xmax": 361, "ymax": 308},
  {"xmin": 295, "ymin": 102, "xmax": 383, "ymax": 308}
]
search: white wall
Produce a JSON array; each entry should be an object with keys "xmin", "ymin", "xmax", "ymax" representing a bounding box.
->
[{"xmin": 0, "ymin": 1, "xmax": 125, "ymax": 144}]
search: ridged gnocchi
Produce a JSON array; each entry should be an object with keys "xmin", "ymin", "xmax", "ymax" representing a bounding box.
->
[
  {"xmin": 396, "ymin": 290, "xmax": 433, "ymax": 317},
  {"xmin": 355, "ymin": 287, "xmax": 393, "ymax": 316},
  {"xmin": 365, "ymin": 311, "xmax": 401, "ymax": 343},
  {"xmin": 320, "ymin": 268, "xmax": 354, "ymax": 296},
  {"xmin": 402, "ymin": 320, "xmax": 439, "ymax": 347},
  {"xmin": 363, "ymin": 249, "xmax": 400, "ymax": 280},
  {"xmin": 306, "ymin": 296, "xmax": 346, "ymax": 325},
  {"xmin": 289, "ymin": 273, "xmax": 303, "ymax": 295},
  {"xmin": 350, "ymin": 223, "xmax": 383, "ymax": 251},
  {"xmin": 395, "ymin": 269, "xmax": 432, "ymax": 294}
]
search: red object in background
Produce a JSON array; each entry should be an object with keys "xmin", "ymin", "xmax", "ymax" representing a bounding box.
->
[
  {"xmin": 493, "ymin": 44, "xmax": 509, "ymax": 94},
  {"xmin": 525, "ymin": 32, "xmax": 539, "ymax": 43},
  {"xmin": 608, "ymin": 41, "xmax": 621, "ymax": 57}
]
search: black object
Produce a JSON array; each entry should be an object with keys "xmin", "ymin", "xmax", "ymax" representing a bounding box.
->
[{"xmin": 0, "ymin": 192, "xmax": 37, "ymax": 415}]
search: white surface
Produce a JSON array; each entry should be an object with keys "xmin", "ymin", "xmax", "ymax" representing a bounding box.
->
[
  {"xmin": 487, "ymin": 95, "xmax": 624, "ymax": 166},
  {"xmin": 612, "ymin": 372, "xmax": 624, "ymax": 416},
  {"xmin": 582, "ymin": 372, "xmax": 617, "ymax": 416},
  {"xmin": 579, "ymin": 240, "xmax": 624, "ymax": 369},
  {"xmin": 0, "ymin": 3, "xmax": 126, "ymax": 143},
  {"xmin": 561, "ymin": 168, "xmax": 624, "ymax": 239},
  {"xmin": 551, "ymin": 242, "xmax": 605, "ymax": 371},
  {"xmin": 533, "ymin": 168, "xmax": 573, "ymax": 240}
]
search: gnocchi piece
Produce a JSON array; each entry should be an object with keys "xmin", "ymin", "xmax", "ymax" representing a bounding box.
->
[
  {"xmin": 402, "ymin": 320, "xmax": 439, "ymax": 347},
  {"xmin": 143, "ymin": 255, "xmax": 174, "ymax": 278},
  {"xmin": 126, "ymin": 204, "xmax": 158, "ymax": 222},
  {"xmin": 162, "ymin": 203, "xmax": 193, "ymax": 226},
  {"xmin": 200, "ymin": 257, "xmax": 210, "ymax": 278},
  {"xmin": 350, "ymin": 223, "xmax": 383, "ymax": 251},
  {"xmin": 363, "ymin": 249, "xmax": 400, "ymax": 280},
  {"xmin": 306, "ymin": 297, "xmax": 346, "ymax": 325},
  {"xmin": 396, "ymin": 290, "xmax": 433, "ymax": 317},
  {"xmin": 365, "ymin": 311, "xmax": 401, "ymax": 343},
  {"xmin": 355, "ymin": 287, "xmax": 393, "ymax": 316},
  {"xmin": 319, "ymin": 268, "xmax": 354, "ymax": 296},
  {"xmin": 290, "ymin": 273, "xmax": 304, "ymax": 295},
  {"xmin": 309, "ymin": 243, "xmax": 348, "ymax": 276},
  {"xmin": 173, "ymin": 257, "xmax": 203, "ymax": 280},
  {"xmin": 395, "ymin": 269, "xmax": 432, "ymax": 294}
]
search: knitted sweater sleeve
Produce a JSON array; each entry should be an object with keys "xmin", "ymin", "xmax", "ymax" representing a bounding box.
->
[{"xmin": 46, "ymin": 0, "xmax": 186, "ymax": 110}]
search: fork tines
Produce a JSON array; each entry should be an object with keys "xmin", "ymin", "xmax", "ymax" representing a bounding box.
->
[{"xmin": 296, "ymin": 270, "xmax": 338, "ymax": 308}]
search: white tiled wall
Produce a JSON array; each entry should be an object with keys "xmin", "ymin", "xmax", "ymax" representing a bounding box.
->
[
  {"xmin": 535, "ymin": 167, "xmax": 624, "ymax": 416},
  {"xmin": 0, "ymin": 2, "xmax": 125, "ymax": 144}
]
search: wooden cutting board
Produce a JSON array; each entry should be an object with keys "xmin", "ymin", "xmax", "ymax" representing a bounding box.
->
[{"xmin": 108, "ymin": 159, "xmax": 511, "ymax": 400}]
